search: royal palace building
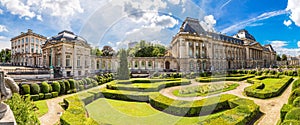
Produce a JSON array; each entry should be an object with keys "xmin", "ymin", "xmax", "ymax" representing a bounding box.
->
[
  {"xmin": 11, "ymin": 29, "xmax": 47, "ymax": 67},
  {"xmin": 10, "ymin": 17, "xmax": 277, "ymax": 78}
]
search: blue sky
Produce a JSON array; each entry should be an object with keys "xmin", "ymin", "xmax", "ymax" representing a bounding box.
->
[{"xmin": 0, "ymin": 0, "xmax": 299, "ymax": 56}]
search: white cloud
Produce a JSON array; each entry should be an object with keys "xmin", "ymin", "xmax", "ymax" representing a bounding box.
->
[
  {"xmin": 269, "ymin": 40, "xmax": 300, "ymax": 56},
  {"xmin": 283, "ymin": 20, "xmax": 292, "ymax": 27},
  {"xmin": 286, "ymin": 0, "xmax": 300, "ymax": 26},
  {"xmin": 0, "ymin": 0, "xmax": 36, "ymax": 19},
  {"xmin": 200, "ymin": 15, "xmax": 216, "ymax": 32},
  {"xmin": 0, "ymin": 25, "xmax": 8, "ymax": 32},
  {"xmin": 0, "ymin": 36, "xmax": 11, "ymax": 49},
  {"xmin": 221, "ymin": 10, "xmax": 288, "ymax": 34},
  {"xmin": 0, "ymin": 8, "xmax": 3, "ymax": 14},
  {"xmin": 36, "ymin": 15, "xmax": 43, "ymax": 21}
]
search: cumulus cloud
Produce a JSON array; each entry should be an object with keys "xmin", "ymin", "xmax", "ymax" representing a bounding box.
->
[
  {"xmin": 221, "ymin": 10, "xmax": 288, "ymax": 34},
  {"xmin": 286, "ymin": 0, "xmax": 300, "ymax": 26},
  {"xmin": 200, "ymin": 15, "xmax": 216, "ymax": 32},
  {"xmin": 0, "ymin": 25, "xmax": 8, "ymax": 32},
  {"xmin": 269, "ymin": 40, "xmax": 300, "ymax": 56},
  {"xmin": 0, "ymin": 0, "xmax": 35, "ymax": 19},
  {"xmin": 0, "ymin": 8, "xmax": 3, "ymax": 14},
  {"xmin": 284, "ymin": 20, "xmax": 292, "ymax": 27}
]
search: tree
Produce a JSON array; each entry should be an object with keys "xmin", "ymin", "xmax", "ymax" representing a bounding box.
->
[
  {"xmin": 91, "ymin": 47, "xmax": 102, "ymax": 57},
  {"xmin": 276, "ymin": 54, "xmax": 281, "ymax": 61},
  {"xmin": 127, "ymin": 40, "xmax": 166, "ymax": 57},
  {"xmin": 117, "ymin": 49, "xmax": 130, "ymax": 80},
  {"xmin": 102, "ymin": 46, "xmax": 114, "ymax": 56},
  {"xmin": 282, "ymin": 54, "xmax": 287, "ymax": 61}
]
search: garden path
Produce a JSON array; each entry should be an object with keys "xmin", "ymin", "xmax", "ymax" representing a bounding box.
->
[
  {"xmin": 160, "ymin": 78, "xmax": 296, "ymax": 125},
  {"xmin": 38, "ymin": 83, "xmax": 108, "ymax": 125}
]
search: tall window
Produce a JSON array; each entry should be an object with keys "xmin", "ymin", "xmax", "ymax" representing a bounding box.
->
[
  {"xmin": 31, "ymin": 37, "xmax": 34, "ymax": 44},
  {"xmin": 189, "ymin": 61, "xmax": 194, "ymax": 71},
  {"xmin": 77, "ymin": 56, "xmax": 81, "ymax": 68},
  {"xmin": 85, "ymin": 57, "xmax": 88, "ymax": 68},
  {"xmin": 25, "ymin": 37, "xmax": 28, "ymax": 44},
  {"xmin": 66, "ymin": 55, "xmax": 71, "ymax": 67},
  {"xmin": 97, "ymin": 60, "xmax": 100, "ymax": 69}
]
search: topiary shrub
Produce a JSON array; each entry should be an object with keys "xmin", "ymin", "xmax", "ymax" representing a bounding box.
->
[
  {"xmin": 85, "ymin": 78, "xmax": 91, "ymax": 85},
  {"xmin": 48, "ymin": 84, "xmax": 52, "ymax": 92},
  {"xmin": 21, "ymin": 84, "xmax": 30, "ymax": 95},
  {"xmin": 59, "ymin": 81, "xmax": 65, "ymax": 95},
  {"xmin": 285, "ymin": 108, "xmax": 300, "ymax": 121},
  {"xmin": 52, "ymin": 81, "xmax": 60, "ymax": 93},
  {"xmin": 31, "ymin": 94, "xmax": 39, "ymax": 101},
  {"xmin": 91, "ymin": 79, "xmax": 98, "ymax": 87},
  {"xmin": 79, "ymin": 85, "xmax": 84, "ymax": 91},
  {"xmin": 44, "ymin": 93, "xmax": 52, "ymax": 99},
  {"xmin": 68, "ymin": 79, "xmax": 76, "ymax": 90},
  {"xmin": 64, "ymin": 80, "xmax": 70, "ymax": 94},
  {"xmin": 40, "ymin": 82, "xmax": 49, "ymax": 94},
  {"xmin": 281, "ymin": 104, "xmax": 293, "ymax": 121},
  {"xmin": 293, "ymin": 97, "xmax": 300, "ymax": 107},
  {"xmin": 288, "ymin": 88, "xmax": 300, "ymax": 104},
  {"xmin": 292, "ymin": 79, "xmax": 300, "ymax": 90},
  {"xmin": 30, "ymin": 83, "xmax": 40, "ymax": 95},
  {"xmin": 51, "ymin": 92, "xmax": 58, "ymax": 98},
  {"xmin": 39, "ymin": 93, "xmax": 44, "ymax": 99}
]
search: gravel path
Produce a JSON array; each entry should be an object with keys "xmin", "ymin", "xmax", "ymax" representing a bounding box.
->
[
  {"xmin": 38, "ymin": 83, "xmax": 108, "ymax": 125},
  {"xmin": 160, "ymin": 79, "xmax": 296, "ymax": 125}
]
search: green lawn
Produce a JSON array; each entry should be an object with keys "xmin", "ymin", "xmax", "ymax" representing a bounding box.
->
[
  {"xmin": 86, "ymin": 98, "xmax": 225, "ymax": 125},
  {"xmin": 172, "ymin": 83, "xmax": 239, "ymax": 97},
  {"xmin": 34, "ymin": 100, "xmax": 48, "ymax": 117},
  {"xmin": 261, "ymin": 78, "xmax": 282, "ymax": 84}
]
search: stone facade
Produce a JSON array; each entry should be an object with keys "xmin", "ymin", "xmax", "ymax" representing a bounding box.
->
[
  {"xmin": 11, "ymin": 29, "xmax": 47, "ymax": 67},
  {"xmin": 170, "ymin": 17, "xmax": 276, "ymax": 72}
]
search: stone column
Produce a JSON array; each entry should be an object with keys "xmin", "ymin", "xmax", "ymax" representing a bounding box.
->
[
  {"xmin": 193, "ymin": 41, "xmax": 196, "ymax": 58},
  {"xmin": 62, "ymin": 45, "xmax": 66, "ymax": 77}
]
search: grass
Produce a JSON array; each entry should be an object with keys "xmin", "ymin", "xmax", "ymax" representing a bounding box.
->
[
  {"xmin": 172, "ymin": 83, "xmax": 239, "ymax": 97},
  {"xmin": 261, "ymin": 78, "xmax": 282, "ymax": 84},
  {"xmin": 34, "ymin": 100, "xmax": 48, "ymax": 117},
  {"xmin": 86, "ymin": 98, "xmax": 225, "ymax": 125}
]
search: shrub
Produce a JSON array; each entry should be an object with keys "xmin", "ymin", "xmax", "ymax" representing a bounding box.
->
[
  {"xmin": 21, "ymin": 84, "xmax": 30, "ymax": 95},
  {"xmin": 59, "ymin": 81, "xmax": 65, "ymax": 95},
  {"xmin": 39, "ymin": 93, "xmax": 44, "ymax": 99},
  {"xmin": 281, "ymin": 104, "xmax": 293, "ymax": 121},
  {"xmin": 289, "ymin": 88, "xmax": 300, "ymax": 104},
  {"xmin": 293, "ymin": 97, "xmax": 300, "ymax": 107},
  {"xmin": 91, "ymin": 79, "xmax": 98, "ymax": 87},
  {"xmin": 52, "ymin": 81, "xmax": 60, "ymax": 93},
  {"xmin": 85, "ymin": 78, "xmax": 92, "ymax": 85},
  {"xmin": 285, "ymin": 108, "xmax": 300, "ymax": 121},
  {"xmin": 288, "ymin": 70, "xmax": 294, "ymax": 76},
  {"xmin": 52, "ymin": 92, "xmax": 59, "ymax": 98},
  {"xmin": 64, "ymin": 80, "xmax": 71, "ymax": 94},
  {"xmin": 40, "ymin": 82, "xmax": 49, "ymax": 93},
  {"xmin": 31, "ymin": 94, "xmax": 39, "ymax": 101},
  {"xmin": 292, "ymin": 79, "xmax": 300, "ymax": 90},
  {"xmin": 68, "ymin": 79, "xmax": 76, "ymax": 90},
  {"xmin": 30, "ymin": 83, "xmax": 40, "ymax": 95},
  {"xmin": 44, "ymin": 93, "xmax": 52, "ymax": 99},
  {"xmin": 48, "ymin": 84, "xmax": 52, "ymax": 92},
  {"xmin": 281, "ymin": 120, "xmax": 300, "ymax": 125},
  {"xmin": 5, "ymin": 94, "xmax": 40, "ymax": 124},
  {"xmin": 79, "ymin": 85, "xmax": 84, "ymax": 91}
]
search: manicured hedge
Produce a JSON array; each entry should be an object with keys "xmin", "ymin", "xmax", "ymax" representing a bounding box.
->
[
  {"xmin": 116, "ymin": 78, "xmax": 176, "ymax": 84},
  {"xmin": 21, "ymin": 84, "xmax": 30, "ymax": 95},
  {"xmin": 52, "ymin": 92, "xmax": 59, "ymax": 98},
  {"xmin": 68, "ymin": 79, "xmax": 76, "ymax": 90},
  {"xmin": 40, "ymin": 82, "xmax": 50, "ymax": 93},
  {"xmin": 107, "ymin": 79, "xmax": 190, "ymax": 92},
  {"xmin": 39, "ymin": 93, "xmax": 44, "ymax": 99},
  {"xmin": 293, "ymin": 97, "xmax": 300, "ymax": 107},
  {"xmin": 31, "ymin": 94, "xmax": 39, "ymax": 101},
  {"xmin": 59, "ymin": 81, "xmax": 66, "ymax": 95},
  {"xmin": 149, "ymin": 93, "xmax": 260, "ymax": 124},
  {"xmin": 280, "ymin": 104, "xmax": 293, "ymax": 121},
  {"xmin": 78, "ymin": 92, "xmax": 95, "ymax": 105},
  {"xmin": 245, "ymin": 76, "xmax": 293, "ymax": 99},
  {"xmin": 52, "ymin": 81, "xmax": 60, "ymax": 93},
  {"xmin": 285, "ymin": 108, "xmax": 300, "ymax": 121},
  {"xmin": 100, "ymin": 88, "xmax": 151, "ymax": 102},
  {"xmin": 30, "ymin": 83, "xmax": 40, "ymax": 95},
  {"xmin": 60, "ymin": 95, "xmax": 98, "ymax": 125},
  {"xmin": 292, "ymin": 79, "xmax": 300, "ymax": 91},
  {"xmin": 44, "ymin": 93, "xmax": 52, "ymax": 99},
  {"xmin": 288, "ymin": 88, "xmax": 300, "ymax": 104},
  {"xmin": 196, "ymin": 75, "xmax": 255, "ymax": 82},
  {"xmin": 88, "ymin": 89, "xmax": 103, "ymax": 100},
  {"xmin": 64, "ymin": 80, "xmax": 71, "ymax": 94}
]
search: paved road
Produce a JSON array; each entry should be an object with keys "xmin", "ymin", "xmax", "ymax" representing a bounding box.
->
[{"xmin": 160, "ymin": 79, "xmax": 295, "ymax": 125}]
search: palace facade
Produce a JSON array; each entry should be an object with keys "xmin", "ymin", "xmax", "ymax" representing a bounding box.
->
[
  {"xmin": 11, "ymin": 29, "xmax": 47, "ymax": 67},
  {"xmin": 10, "ymin": 17, "xmax": 277, "ymax": 78}
]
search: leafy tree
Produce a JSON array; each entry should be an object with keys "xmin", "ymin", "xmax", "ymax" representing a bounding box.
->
[
  {"xmin": 102, "ymin": 46, "xmax": 115, "ymax": 56},
  {"xmin": 282, "ymin": 54, "xmax": 287, "ymax": 61},
  {"xmin": 0, "ymin": 49, "xmax": 11, "ymax": 63},
  {"xmin": 276, "ymin": 54, "xmax": 281, "ymax": 61},
  {"xmin": 91, "ymin": 47, "xmax": 102, "ymax": 57},
  {"xmin": 5, "ymin": 93, "xmax": 40, "ymax": 125},
  {"xmin": 127, "ymin": 40, "xmax": 166, "ymax": 57},
  {"xmin": 117, "ymin": 49, "xmax": 130, "ymax": 80}
]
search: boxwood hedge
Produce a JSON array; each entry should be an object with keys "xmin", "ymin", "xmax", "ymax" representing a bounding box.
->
[
  {"xmin": 100, "ymin": 88, "xmax": 152, "ymax": 102},
  {"xmin": 21, "ymin": 84, "xmax": 30, "ymax": 95},
  {"xmin": 30, "ymin": 83, "xmax": 40, "ymax": 95},
  {"xmin": 244, "ymin": 76, "xmax": 293, "ymax": 99},
  {"xmin": 196, "ymin": 75, "xmax": 255, "ymax": 82},
  {"xmin": 149, "ymin": 93, "xmax": 260, "ymax": 124}
]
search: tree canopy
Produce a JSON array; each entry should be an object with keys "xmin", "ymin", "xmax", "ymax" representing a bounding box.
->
[
  {"xmin": 91, "ymin": 47, "xmax": 102, "ymax": 57},
  {"xmin": 276, "ymin": 54, "xmax": 281, "ymax": 61},
  {"xmin": 282, "ymin": 54, "xmax": 287, "ymax": 61},
  {"xmin": 127, "ymin": 40, "xmax": 166, "ymax": 57},
  {"xmin": 0, "ymin": 49, "xmax": 11, "ymax": 63},
  {"xmin": 102, "ymin": 46, "xmax": 115, "ymax": 56}
]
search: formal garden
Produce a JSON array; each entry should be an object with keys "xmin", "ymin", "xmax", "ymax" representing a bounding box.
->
[{"xmin": 5, "ymin": 51, "xmax": 300, "ymax": 125}]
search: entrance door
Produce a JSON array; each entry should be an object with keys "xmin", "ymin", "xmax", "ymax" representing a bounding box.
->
[
  {"xmin": 165, "ymin": 61, "xmax": 170, "ymax": 69},
  {"xmin": 228, "ymin": 61, "xmax": 231, "ymax": 70}
]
